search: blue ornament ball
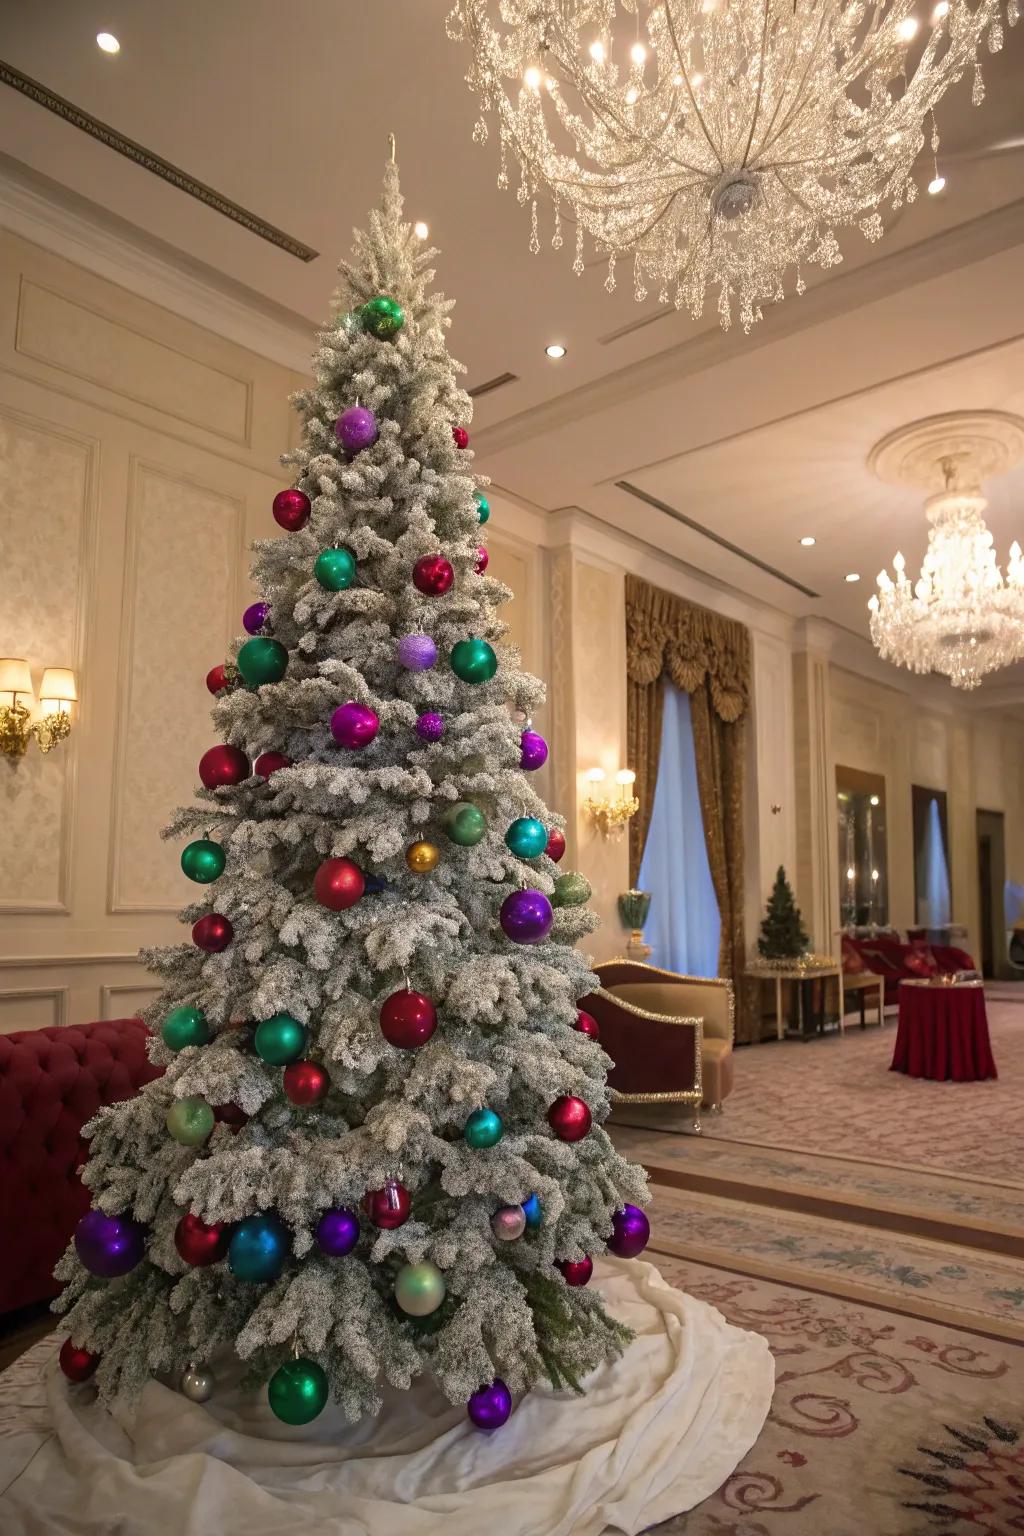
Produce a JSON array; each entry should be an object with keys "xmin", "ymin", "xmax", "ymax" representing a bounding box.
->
[
  {"xmin": 228, "ymin": 1213, "xmax": 289, "ymax": 1283},
  {"xmin": 522, "ymin": 1193, "xmax": 543, "ymax": 1230}
]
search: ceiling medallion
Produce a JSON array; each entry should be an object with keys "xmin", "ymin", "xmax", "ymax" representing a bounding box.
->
[
  {"xmin": 447, "ymin": 0, "xmax": 1016, "ymax": 331},
  {"xmin": 868, "ymin": 412, "xmax": 1024, "ymax": 690}
]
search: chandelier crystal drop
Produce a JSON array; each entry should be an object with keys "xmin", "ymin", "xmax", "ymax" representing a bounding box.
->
[{"xmin": 447, "ymin": 0, "xmax": 1015, "ymax": 331}]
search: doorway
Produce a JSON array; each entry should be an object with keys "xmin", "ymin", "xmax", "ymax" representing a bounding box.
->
[{"xmin": 976, "ymin": 809, "xmax": 1007, "ymax": 979}]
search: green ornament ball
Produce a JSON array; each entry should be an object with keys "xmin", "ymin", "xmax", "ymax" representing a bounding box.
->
[
  {"xmin": 237, "ymin": 637, "xmax": 288, "ymax": 688},
  {"xmin": 552, "ymin": 871, "xmax": 593, "ymax": 908},
  {"xmin": 475, "ymin": 491, "xmax": 490, "ymax": 525},
  {"xmin": 451, "ymin": 637, "xmax": 498, "ymax": 684},
  {"xmin": 394, "ymin": 1261, "xmax": 445, "ymax": 1317},
  {"xmin": 314, "ymin": 546, "xmax": 356, "ymax": 592},
  {"xmin": 161, "ymin": 1006, "xmax": 210, "ymax": 1052},
  {"xmin": 166, "ymin": 1096, "xmax": 215, "ymax": 1147},
  {"xmin": 361, "ymin": 295, "xmax": 405, "ymax": 340},
  {"xmin": 255, "ymin": 1014, "xmax": 308, "ymax": 1066},
  {"xmin": 267, "ymin": 1357, "xmax": 329, "ymax": 1425},
  {"xmin": 464, "ymin": 1107, "xmax": 503, "ymax": 1149},
  {"xmin": 444, "ymin": 802, "xmax": 487, "ymax": 847},
  {"xmin": 180, "ymin": 838, "xmax": 226, "ymax": 884},
  {"xmin": 505, "ymin": 817, "xmax": 548, "ymax": 859}
]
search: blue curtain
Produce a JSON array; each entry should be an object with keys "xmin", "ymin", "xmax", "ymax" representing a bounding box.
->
[
  {"xmin": 637, "ymin": 683, "xmax": 721, "ymax": 976},
  {"xmin": 923, "ymin": 796, "xmax": 951, "ymax": 929}
]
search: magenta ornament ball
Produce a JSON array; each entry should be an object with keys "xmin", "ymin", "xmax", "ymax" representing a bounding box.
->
[
  {"xmin": 74, "ymin": 1209, "xmax": 146, "ymax": 1279},
  {"xmin": 415, "ymin": 711, "xmax": 445, "ymax": 742},
  {"xmin": 499, "ymin": 888, "xmax": 553, "ymax": 944},
  {"xmin": 335, "ymin": 406, "xmax": 378, "ymax": 455},
  {"xmin": 412, "ymin": 555, "xmax": 455, "ymax": 596},
  {"xmin": 331, "ymin": 700, "xmax": 380, "ymax": 750},
  {"xmin": 242, "ymin": 602, "xmax": 270, "ymax": 635},
  {"xmin": 520, "ymin": 730, "xmax": 548, "ymax": 771},
  {"xmin": 272, "ymin": 488, "xmax": 310, "ymax": 531},
  {"xmin": 608, "ymin": 1204, "xmax": 650, "ymax": 1260},
  {"xmin": 468, "ymin": 1378, "xmax": 512, "ymax": 1430},
  {"xmin": 398, "ymin": 634, "xmax": 437, "ymax": 671}
]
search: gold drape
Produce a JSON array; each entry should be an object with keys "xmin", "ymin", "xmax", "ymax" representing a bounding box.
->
[{"xmin": 625, "ymin": 576, "xmax": 751, "ymax": 1027}]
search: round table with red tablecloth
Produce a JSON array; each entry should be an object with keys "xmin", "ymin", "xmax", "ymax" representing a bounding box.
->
[{"xmin": 890, "ymin": 979, "xmax": 998, "ymax": 1082}]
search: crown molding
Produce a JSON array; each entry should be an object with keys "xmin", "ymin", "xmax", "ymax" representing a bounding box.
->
[{"xmin": 0, "ymin": 155, "xmax": 315, "ymax": 373}]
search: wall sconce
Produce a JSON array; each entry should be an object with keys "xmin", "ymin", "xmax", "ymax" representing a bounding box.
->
[
  {"xmin": 584, "ymin": 766, "xmax": 639, "ymax": 838},
  {"xmin": 0, "ymin": 660, "xmax": 78, "ymax": 758}
]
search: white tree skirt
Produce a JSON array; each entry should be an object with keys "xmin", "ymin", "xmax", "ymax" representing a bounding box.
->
[{"xmin": 0, "ymin": 1259, "xmax": 773, "ymax": 1536}]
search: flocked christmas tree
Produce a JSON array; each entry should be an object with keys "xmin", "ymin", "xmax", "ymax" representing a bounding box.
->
[
  {"xmin": 757, "ymin": 866, "xmax": 809, "ymax": 961},
  {"xmin": 54, "ymin": 152, "xmax": 651, "ymax": 1432}
]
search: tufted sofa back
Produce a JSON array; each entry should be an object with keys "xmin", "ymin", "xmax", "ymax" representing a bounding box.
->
[{"xmin": 0, "ymin": 1018, "xmax": 163, "ymax": 1316}]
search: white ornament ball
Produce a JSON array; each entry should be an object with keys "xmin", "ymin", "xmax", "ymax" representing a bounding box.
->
[
  {"xmin": 490, "ymin": 1205, "xmax": 527, "ymax": 1242},
  {"xmin": 180, "ymin": 1363, "xmax": 215, "ymax": 1403}
]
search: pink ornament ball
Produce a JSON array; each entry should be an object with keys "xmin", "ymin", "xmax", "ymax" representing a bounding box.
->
[
  {"xmin": 272, "ymin": 489, "xmax": 311, "ymax": 532},
  {"xmin": 452, "ymin": 426, "xmax": 470, "ymax": 450},
  {"xmin": 520, "ymin": 730, "xmax": 548, "ymax": 771},
  {"xmin": 331, "ymin": 700, "xmax": 380, "ymax": 750},
  {"xmin": 557, "ymin": 1256, "xmax": 593, "ymax": 1287},
  {"xmin": 575, "ymin": 1009, "xmax": 600, "ymax": 1041},
  {"xmin": 608, "ymin": 1204, "xmax": 650, "ymax": 1259},
  {"xmin": 335, "ymin": 406, "xmax": 378, "ymax": 455},
  {"xmin": 475, "ymin": 546, "xmax": 489, "ymax": 575},
  {"xmin": 398, "ymin": 634, "xmax": 437, "ymax": 671},
  {"xmin": 413, "ymin": 554, "xmax": 455, "ymax": 596}
]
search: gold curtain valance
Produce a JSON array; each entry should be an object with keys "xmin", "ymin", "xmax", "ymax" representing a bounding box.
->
[{"xmin": 624, "ymin": 575, "xmax": 751, "ymax": 723}]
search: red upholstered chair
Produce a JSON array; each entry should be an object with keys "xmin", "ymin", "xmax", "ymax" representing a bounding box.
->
[{"xmin": 0, "ymin": 1019, "xmax": 162, "ymax": 1316}]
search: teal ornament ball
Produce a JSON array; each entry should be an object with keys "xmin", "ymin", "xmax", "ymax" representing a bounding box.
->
[
  {"xmin": 505, "ymin": 817, "xmax": 547, "ymax": 859},
  {"xmin": 255, "ymin": 1014, "xmax": 307, "ymax": 1066},
  {"xmin": 267, "ymin": 1358, "xmax": 329, "ymax": 1425},
  {"xmin": 314, "ymin": 547, "xmax": 356, "ymax": 591},
  {"xmin": 361, "ymin": 295, "xmax": 405, "ymax": 339},
  {"xmin": 229, "ymin": 1213, "xmax": 289, "ymax": 1283},
  {"xmin": 475, "ymin": 491, "xmax": 490, "ymax": 525},
  {"xmin": 464, "ymin": 1107, "xmax": 503, "ymax": 1149},
  {"xmin": 445, "ymin": 802, "xmax": 487, "ymax": 847},
  {"xmin": 180, "ymin": 838, "xmax": 226, "ymax": 884},
  {"xmin": 166, "ymin": 1096, "xmax": 215, "ymax": 1147},
  {"xmin": 451, "ymin": 638, "xmax": 497, "ymax": 684},
  {"xmin": 162, "ymin": 1006, "xmax": 209, "ymax": 1052},
  {"xmin": 394, "ymin": 1261, "xmax": 445, "ymax": 1317},
  {"xmin": 552, "ymin": 871, "xmax": 593, "ymax": 908},
  {"xmin": 237, "ymin": 637, "xmax": 288, "ymax": 688}
]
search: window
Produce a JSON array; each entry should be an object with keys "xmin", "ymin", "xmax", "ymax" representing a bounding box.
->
[{"xmin": 637, "ymin": 683, "xmax": 720, "ymax": 975}]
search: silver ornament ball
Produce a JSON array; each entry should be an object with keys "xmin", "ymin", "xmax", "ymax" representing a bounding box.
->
[
  {"xmin": 180, "ymin": 1364, "xmax": 215, "ymax": 1403},
  {"xmin": 490, "ymin": 1205, "xmax": 527, "ymax": 1242}
]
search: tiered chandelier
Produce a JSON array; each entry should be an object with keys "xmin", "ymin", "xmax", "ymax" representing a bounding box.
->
[
  {"xmin": 447, "ymin": 0, "xmax": 1015, "ymax": 331},
  {"xmin": 868, "ymin": 413, "xmax": 1024, "ymax": 690}
]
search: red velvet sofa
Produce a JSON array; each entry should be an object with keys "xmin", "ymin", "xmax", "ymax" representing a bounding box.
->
[
  {"xmin": 842, "ymin": 935, "xmax": 976, "ymax": 1004},
  {"xmin": 0, "ymin": 1018, "xmax": 161, "ymax": 1316}
]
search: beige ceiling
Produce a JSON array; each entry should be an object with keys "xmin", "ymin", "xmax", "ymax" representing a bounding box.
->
[{"xmin": 2, "ymin": 0, "xmax": 1024, "ymax": 681}]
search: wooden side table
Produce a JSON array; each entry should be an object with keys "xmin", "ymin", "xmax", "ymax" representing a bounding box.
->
[
  {"xmin": 747, "ymin": 965, "xmax": 844, "ymax": 1040},
  {"xmin": 841, "ymin": 970, "xmax": 886, "ymax": 1028}
]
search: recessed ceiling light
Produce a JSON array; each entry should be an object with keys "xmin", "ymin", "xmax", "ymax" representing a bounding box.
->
[
  {"xmin": 897, "ymin": 17, "xmax": 919, "ymax": 41},
  {"xmin": 589, "ymin": 40, "xmax": 606, "ymax": 64},
  {"xmin": 631, "ymin": 42, "xmax": 647, "ymax": 65},
  {"xmin": 414, "ymin": 221, "xmax": 429, "ymax": 240},
  {"xmin": 690, "ymin": 72, "xmax": 704, "ymax": 88},
  {"xmin": 545, "ymin": 343, "xmax": 567, "ymax": 359},
  {"xmin": 625, "ymin": 87, "xmax": 639, "ymax": 104},
  {"xmin": 932, "ymin": 0, "xmax": 950, "ymax": 17},
  {"xmin": 845, "ymin": 572, "xmax": 861, "ymax": 582},
  {"xmin": 928, "ymin": 174, "xmax": 946, "ymax": 195},
  {"xmin": 96, "ymin": 31, "xmax": 120, "ymax": 53},
  {"xmin": 799, "ymin": 535, "xmax": 816, "ymax": 546}
]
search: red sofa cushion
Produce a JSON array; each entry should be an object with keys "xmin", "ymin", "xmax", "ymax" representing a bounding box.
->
[{"xmin": 0, "ymin": 1019, "xmax": 162, "ymax": 1316}]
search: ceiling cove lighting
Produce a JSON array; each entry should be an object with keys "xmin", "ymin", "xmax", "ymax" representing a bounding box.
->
[
  {"xmin": 799, "ymin": 536, "xmax": 816, "ymax": 547},
  {"xmin": 545, "ymin": 343, "xmax": 567, "ymax": 358},
  {"xmin": 845, "ymin": 573, "xmax": 861, "ymax": 583},
  {"xmin": 96, "ymin": 32, "xmax": 120, "ymax": 54}
]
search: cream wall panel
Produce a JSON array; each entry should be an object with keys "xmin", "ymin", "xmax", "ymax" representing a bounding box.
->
[
  {"xmin": 973, "ymin": 718, "xmax": 1005, "ymax": 811},
  {"xmin": 912, "ymin": 715, "xmax": 949, "ymax": 789},
  {"xmin": 101, "ymin": 982, "xmax": 162, "ymax": 1020},
  {"xmin": 0, "ymin": 987, "xmax": 68, "ymax": 1034},
  {"xmin": 749, "ymin": 631, "xmax": 796, "ymax": 908}
]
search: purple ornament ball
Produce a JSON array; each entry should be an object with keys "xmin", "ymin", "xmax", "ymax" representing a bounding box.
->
[
  {"xmin": 415, "ymin": 711, "xmax": 445, "ymax": 743},
  {"xmin": 74, "ymin": 1209, "xmax": 146, "ymax": 1279},
  {"xmin": 499, "ymin": 888, "xmax": 553, "ymax": 945},
  {"xmin": 331, "ymin": 700, "xmax": 380, "ymax": 750},
  {"xmin": 467, "ymin": 1378, "xmax": 513, "ymax": 1431},
  {"xmin": 243, "ymin": 601, "xmax": 270, "ymax": 636},
  {"xmin": 398, "ymin": 634, "xmax": 437, "ymax": 672},
  {"xmin": 520, "ymin": 730, "xmax": 548, "ymax": 771},
  {"xmin": 315, "ymin": 1207, "xmax": 360, "ymax": 1258},
  {"xmin": 335, "ymin": 406, "xmax": 379, "ymax": 455},
  {"xmin": 608, "ymin": 1204, "xmax": 650, "ymax": 1259}
]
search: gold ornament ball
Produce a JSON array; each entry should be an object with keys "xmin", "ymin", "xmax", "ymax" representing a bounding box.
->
[{"xmin": 406, "ymin": 840, "xmax": 440, "ymax": 874}]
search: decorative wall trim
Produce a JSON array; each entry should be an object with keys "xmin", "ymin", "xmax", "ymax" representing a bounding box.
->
[
  {"xmin": 0, "ymin": 62, "xmax": 319, "ymax": 263},
  {"xmin": 0, "ymin": 985, "xmax": 70, "ymax": 1029},
  {"xmin": 100, "ymin": 982, "xmax": 161, "ymax": 1020},
  {"xmin": 0, "ymin": 952, "xmax": 143, "ymax": 969}
]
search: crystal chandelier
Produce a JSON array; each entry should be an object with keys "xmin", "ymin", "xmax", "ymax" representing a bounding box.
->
[
  {"xmin": 447, "ymin": 0, "xmax": 1015, "ymax": 331},
  {"xmin": 868, "ymin": 413, "xmax": 1024, "ymax": 690}
]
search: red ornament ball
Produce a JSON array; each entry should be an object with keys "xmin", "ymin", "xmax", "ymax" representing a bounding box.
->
[
  {"xmin": 199, "ymin": 744, "xmax": 250, "ymax": 789},
  {"xmin": 313, "ymin": 857, "xmax": 365, "ymax": 911},
  {"xmin": 557, "ymin": 1256, "xmax": 594, "ymax": 1287},
  {"xmin": 192, "ymin": 913, "xmax": 233, "ymax": 953},
  {"xmin": 413, "ymin": 554, "xmax": 455, "ymax": 596},
  {"xmin": 575, "ymin": 1009, "xmax": 600, "ymax": 1041},
  {"xmin": 452, "ymin": 426, "xmax": 469, "ymax": 449},
  {"xmin": 283, "ymin": 1060, "xmax": 330, "ymax": 1106},
  {"xmin": 206, "ymin": 663, "xmax": 232, "ymax": 695},
  {"xmin": 364, "ymin": 1180, "xmax": 411, "ymax": 1229},
  {"xmin": 174, "ymin": 1211, "xmax": 230, "ymax": 1267},
  {"xmin": 254, "ymin": 751, "xmax": 292, "ymax": 778},
  {"xmin": 273, "ymin": 488, "xmax": 311, "ymax": 531},
  {"xmin": 545, "ymin": 828, "xmax": 567, "ymax": 863},
  {"xmin": 548, "ymin": 1095, "xmax": 592, "ymax": 1142},
  {"xmin": 213, "ymin": 1101, "xmax": 248, "ymax": 1129},
  {"xmin": 59, "ymin": 1338, "xmax": 100, "ymax": 1383},
  {"xmin": 380, "ymin": 989, "xmax": 437, "ymax": 1049}
]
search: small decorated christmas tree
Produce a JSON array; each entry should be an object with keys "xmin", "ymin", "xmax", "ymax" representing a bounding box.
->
[
  {"xmin": 757, "ymin": 867, "xmax": 808, "ymax": 960},
  {"xmin": 53, "ymin": 151, "xmax": 650, "ymax": 1433}
]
